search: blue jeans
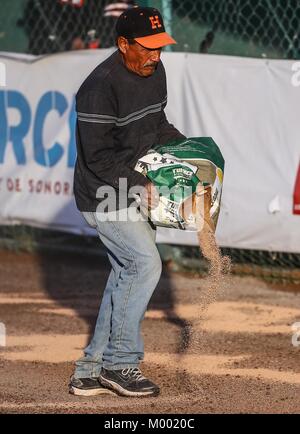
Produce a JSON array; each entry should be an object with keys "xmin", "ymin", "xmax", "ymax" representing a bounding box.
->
[{"xmin": 74, "ymin": 209, "xmax": 162, "ymax": 378}]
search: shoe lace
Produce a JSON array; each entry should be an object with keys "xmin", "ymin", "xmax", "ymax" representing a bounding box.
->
[{"xmin": 121, "ymin": 367, "xmax": 146, "ymax": 382}]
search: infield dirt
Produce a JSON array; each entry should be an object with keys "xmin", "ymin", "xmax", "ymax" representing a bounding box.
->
[{"xmin": 0, "ymin": 249, "xmax": 300, "ymax": 414}]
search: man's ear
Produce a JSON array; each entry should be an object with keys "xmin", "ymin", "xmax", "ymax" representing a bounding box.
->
[{"xmin": 117, "ymin": 36, "xmax": 129, "ymax": 54}]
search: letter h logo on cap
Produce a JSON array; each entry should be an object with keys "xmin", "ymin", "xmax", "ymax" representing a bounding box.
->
[{"xmin": 149, "ymin": 15, "xmax": 162, "ymax": 30}]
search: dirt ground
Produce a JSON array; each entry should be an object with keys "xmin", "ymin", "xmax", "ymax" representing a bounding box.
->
[{"xmin": 0, "ymin": 248, "xmax": 300, "ymax": 414}]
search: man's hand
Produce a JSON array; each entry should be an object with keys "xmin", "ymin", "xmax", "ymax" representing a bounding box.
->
[{"xmin": 140, "ymin": 182, "xmax": 160, "ymax": 211}]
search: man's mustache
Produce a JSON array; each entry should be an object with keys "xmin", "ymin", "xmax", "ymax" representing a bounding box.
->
[{"xmin": 144, "ymin": 62, "xmax": 159, "ymax": 67}]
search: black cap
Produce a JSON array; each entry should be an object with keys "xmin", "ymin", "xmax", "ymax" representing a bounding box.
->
[{"xmin": 116, "ymin": 6, "xmax": 176, "ymax": 49}]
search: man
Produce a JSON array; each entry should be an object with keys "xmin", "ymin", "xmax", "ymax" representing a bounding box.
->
[{"xmin": 70, "ymin": 6, "xmax": 185, "ymax": 397}]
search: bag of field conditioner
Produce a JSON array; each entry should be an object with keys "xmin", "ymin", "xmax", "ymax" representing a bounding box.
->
[{"xmin": 134, "ymin": 137, "xmax": 224, "ymax": 232}]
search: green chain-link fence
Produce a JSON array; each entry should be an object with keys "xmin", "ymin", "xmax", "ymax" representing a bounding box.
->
[
  {"xmin": 1, "ymin": 225, "xmax": 299, "ymax": 284},
  {"xmin": 169, "ymin": 0, "xmax": 300, "ymax": 58},
  {"xmin": 1, "ymin": 0, "xmax": 300, "ymax": 58},
  {"xmin": 166, "ymin": 245, "xmax": 300, "ymax": 285},
  {"xmin": 0, "ymin": 0, "xmax": 137, "ymax": 54}
]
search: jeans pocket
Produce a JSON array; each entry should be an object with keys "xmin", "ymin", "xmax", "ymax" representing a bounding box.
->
[{"xmin": 82, "ymin": 211, "xmax": 97, "ymax": 228}]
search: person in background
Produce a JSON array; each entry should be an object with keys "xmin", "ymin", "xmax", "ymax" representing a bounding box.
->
[
  {"xmin": 102, "ymin": 0, "xmax": 136, "ymax": 47},
  {"xmin": 20, "ymin": 0, "xmax": 135, "ymax": 54},
  {"xmin": 199, "ymin": 30, "xmax": 215, "ymax": 54}
]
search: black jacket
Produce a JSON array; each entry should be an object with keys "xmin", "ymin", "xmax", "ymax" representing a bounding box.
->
[{"xmin": 74, "ymin": 50, "xmax": 185, "ymax": 211}]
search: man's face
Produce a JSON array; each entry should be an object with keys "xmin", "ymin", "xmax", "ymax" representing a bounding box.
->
[{"xmin": 118, "ymin": 37, "xmax": 162, "ymax": 77}]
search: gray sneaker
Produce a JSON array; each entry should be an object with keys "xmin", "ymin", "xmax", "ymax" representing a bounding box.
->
[
  {"xmin": 69, "ymin": 375, "xmax": 116, "ymax": 396},
  {"xmin": 99, "ymin": 367, "xmax": 160, "ymax": 397}
]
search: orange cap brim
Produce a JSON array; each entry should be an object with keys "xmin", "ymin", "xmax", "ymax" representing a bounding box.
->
[{"xmin": 134, "ymin": 32, "xmax": 177, "ymax": 49}]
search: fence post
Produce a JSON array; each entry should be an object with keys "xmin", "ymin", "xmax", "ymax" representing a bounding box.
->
[{"xmin": 161, "ymin": 0, "xmax": 173, "ymax": 52}]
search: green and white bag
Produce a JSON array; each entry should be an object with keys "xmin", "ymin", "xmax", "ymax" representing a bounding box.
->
[{"xmin": 135, "ymin": 137, "xmax": 225, "ymax": 231}]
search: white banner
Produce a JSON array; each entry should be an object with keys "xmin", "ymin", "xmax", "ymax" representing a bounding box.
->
[{"xmin": 0, "ymin": 50, "xmax": 299, "ymax": 252}]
